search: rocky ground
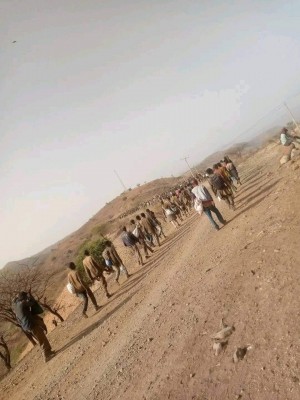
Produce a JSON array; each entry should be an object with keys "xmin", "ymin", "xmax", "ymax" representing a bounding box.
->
[{"xmin": 1, "ymin": 142, "xmax": 300, "ymax": 400}]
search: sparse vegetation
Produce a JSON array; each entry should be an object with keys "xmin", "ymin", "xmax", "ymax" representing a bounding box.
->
[
  {"xmin": 0, "ymin": 266, "xmax": 64, "ymax": 345},
  {"xmin": 91, "ymin": 223, "xmax": 110, "ymax": 237}
]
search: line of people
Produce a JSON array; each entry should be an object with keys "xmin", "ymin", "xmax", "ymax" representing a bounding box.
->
[{"xmin": 12, "ymin": 156, "xmax": 241, "ymax": 364}]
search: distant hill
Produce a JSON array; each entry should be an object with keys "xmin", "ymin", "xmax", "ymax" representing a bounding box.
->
[{"xmin": 2, "ymin": 176, "xmax": 183, "ymax": 283}]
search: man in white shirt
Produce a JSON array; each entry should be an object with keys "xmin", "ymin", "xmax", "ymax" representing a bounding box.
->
[{"xmin": 191, "ymin": 179, "xmax": 227, "ymax": 231}]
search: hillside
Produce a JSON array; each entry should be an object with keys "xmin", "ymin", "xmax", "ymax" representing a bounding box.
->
[{"xmin": 1, "ymin": 141, "xmax": 300, "ymax": 399}]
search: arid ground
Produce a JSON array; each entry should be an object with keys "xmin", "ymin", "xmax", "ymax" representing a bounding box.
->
[{"xmin": 1, "ymin": 142, "xmax": 300, "ymax": 400}]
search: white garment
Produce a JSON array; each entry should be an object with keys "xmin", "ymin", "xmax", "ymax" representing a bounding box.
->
[
  {"xmin": 194, "ymin": 198, "xmax": 203, "ymax": 214},
  {"xmin": 192, "ymin": 185, "xmax": 212, "ymax": 201}
]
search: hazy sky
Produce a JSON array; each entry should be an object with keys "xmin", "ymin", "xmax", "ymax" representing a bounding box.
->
[{"xmin": 1, "ymin": 0, "xmax": 300, "ymax": 267}]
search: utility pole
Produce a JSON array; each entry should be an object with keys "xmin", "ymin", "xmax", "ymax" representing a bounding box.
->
[
  {"xmin": 181, "ymin": 156, "xmax": 195, "ymax": 178},
  {"xmin": 284, "ymin": 101, "xmax": 300, "ymax": 131},
  {"xmin": 114, "ymin": 169, "xmax": 127, "ymax": 192}
]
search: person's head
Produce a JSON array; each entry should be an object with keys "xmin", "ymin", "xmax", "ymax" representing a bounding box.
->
[
  {"xmin": 105, "ymin": 241, "xmax": 112, "ymax": 248},
  {"xmin": 136, "ymin": 215, "xmax": 141, "ymax": 221},
  {"xmin": 206, "ymin": 168, "xmax": 214, "ymax": 176},
  {"xmin": 122, "ymin": 226, "xmax": 127, "ymax": 232},
  {"xmin": 224, "ymin": 155, "xmax": 230, "ymax": 163},
  {"xmin": 130, "ymin": 219, "xmax": 135, "ymax": 225},
  {"xmin": 212, "ymin": 164, "xmax": 219, "ymax": 171},
  {"xmin": 16, "ymin": 291, "xmax": 28, "ymax": 301},
  {"xmin": 68, "ymin": 262, "xmax": 76, "ymax": 270},
  {"xmin": 141, "ymin": 213, "xmax": 146, "ymax": 218},
  {"xmin": 282, "ymin": 127, "xmax": 288, "ymax": 133},
  {"xmin": 146, "ymin": 208, "xmax": 150, "ymax": 213},
  {"xmin": 217, "ymin": 162, "xmax": 222, "ymax": 168},
  {"xmin": 84, "ymin": 249, "xmax": 90, "ymax": 256},
  {"xmin": 191, "ymin": 179, "xmax": 198, "ymax": 187}
]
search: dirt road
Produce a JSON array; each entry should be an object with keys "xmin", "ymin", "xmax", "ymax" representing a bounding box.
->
[{"xmin": 1, "ymin": 143, "xmax": 300, "ymax": 400}]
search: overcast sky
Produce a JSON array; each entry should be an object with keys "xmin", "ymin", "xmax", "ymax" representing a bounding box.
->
[{"xmin": 1, "ymin": 0, "xmax": 300, "ymax": 267}]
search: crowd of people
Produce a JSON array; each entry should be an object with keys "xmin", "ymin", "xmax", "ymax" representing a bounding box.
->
[{"xmin": 11, "ymin": 154, "xmax": 241, "ymax": 364}]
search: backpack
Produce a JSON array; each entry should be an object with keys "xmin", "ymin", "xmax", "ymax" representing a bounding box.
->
[{"xmin": 210, "ymin": 174, "xmax": 225, "ymax": 190}]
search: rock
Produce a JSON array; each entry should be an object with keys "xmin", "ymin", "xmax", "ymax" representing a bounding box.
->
[
  {"xmin": 189, "ymin": 373, "xmax": 195, "ymax": 378},
  {"xmin": 211, "ymin": 325, "xmax": 235, "ymax": 341},
  {"xmin": 233, "ymin": 347, "xmax": 248, "ymax": 362},
  {"xmin": 280, "ymin": 155, "xmax": 290, "ymax": 165},
  {"xmin": 213, "ymin": 341, "xmax": 227, "ymax": 356},
  {"xmin": 147, "ymin": 337, "xmax": 154, "ymax": 342}
]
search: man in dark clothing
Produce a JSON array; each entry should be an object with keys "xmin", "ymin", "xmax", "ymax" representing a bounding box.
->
[
  {"xmin": 207, "ymin": 168, "xmax": 235, "ymax": 210},
  {"xmin": 146, "ymin": 208, "xmax": 167, "ymax": 238},
  {"xmin": 12, "ymin": 292, "xmax": 55, "ymax": 362},
  {"xmin": 140, "ymin": 212, "xmax": 160, "ymax": 246},
  {"xmin": 121, "ymin": 226, "xmax": 143, "ymax": 266}
]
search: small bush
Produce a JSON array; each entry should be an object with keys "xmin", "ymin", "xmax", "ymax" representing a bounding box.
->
[{"xmin": 91, "ymin": 223, "xmax": 110, "ymax": 237}]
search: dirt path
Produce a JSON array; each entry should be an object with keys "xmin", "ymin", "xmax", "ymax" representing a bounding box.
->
[{"xmin": 1, "ymin": 143, "xmax": 300, "ymax": 400}]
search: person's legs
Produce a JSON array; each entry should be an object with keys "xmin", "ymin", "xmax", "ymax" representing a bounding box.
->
[
  {"xmin": 228, "ymin": 195, "xmax": 235, "ymax": 208},
  {"xmin": 112, "ymin": 265, "xmax": 120, "ymax": 283},
  {"xmin": 210, "ymin": 205, "xmax": 226, "ymax": 224},
  {"xmin": 133, "ymin": 244, "xmax": 143, "ymax": 265},
  {"xmin": 120, "ymin": 264, "xmax": 130, "ymax": 278},
  {"xmin": 203, "ymin": 206, "xmax": 219, "ymax": 229},
  {"xmin": 223, "ymin": 196, "xmax": 231, "ymax": 207},
  {"xmin": 85, "ymin": 286, "xmax": 100, "ymax": 309},
  {"xmin": 153, "ymin": 231, "xmax": 160, "ymax": 246},
  {"xmin": 77, "ymin": 291, "xmax": 89, "ymax": 314},
  {"xmin": 31, "ymin": 324, "xmax": 53, "ymax": 361},
  {"xmin": 141, "ymin": 240, "xmax": 149, "ymax": 256},
  {"xmin": 171, "ymin": 220, "xmax": 177, "ymax": 228},
  {"xmin": 97, "ymin": 274, "xmax": 111, "ymax": 298}
]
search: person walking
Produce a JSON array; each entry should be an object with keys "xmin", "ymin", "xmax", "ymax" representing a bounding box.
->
[
  {"xmin": 191, "ymin": 179, "xmax": 227, "ymax": 231},
  {"xmin": 132, "ymin": 217, "xmax": 154, "ymax": 257},
  {"xmin": 82, "ymin": 250, "xmax": 111, "ymax": 299},
  {"xmin": 67, "ymin": 262, "xmax": 100, "ymax": 318},
  {"xmin": 145, "ymin": 208, "xmax": 167, "ymax": 238},
  {"xmin": 121, "ymin": 226, "xmax": 144, "ymax": 266},
  {"xmin": 140, "ymin": 212, "xmax": 161, "ymax": 246},
  {"xmin": 102, "ymin": 241, "xmax": 130, "ymax": 284},
  {"xmin": 208, "ymin": 167, "xmax": 235, "ymax": 210},
  {"xmin": 161, "ymin": 198, "xmax": 180, "ymax": 229},
  {"xmin": 12, "ymin": 292, "xmax": 55, "ymax": 362},
  {"xmin": 223, "ymin": 156, "xmax": 241, "ymax": 185}
]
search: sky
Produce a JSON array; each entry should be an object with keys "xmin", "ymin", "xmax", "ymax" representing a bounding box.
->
[{"xmin": 1, "ymin": 0, "xmax": 300, "ymax": 267}]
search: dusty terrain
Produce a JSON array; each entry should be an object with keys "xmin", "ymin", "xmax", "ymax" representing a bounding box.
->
[{"xmin": 1, "ymin": 142, "xmax": 300, "ymax": 400}]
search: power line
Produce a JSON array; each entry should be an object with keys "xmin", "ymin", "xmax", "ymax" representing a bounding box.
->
[
  {"xmin": 181, "ymin": 156, "xmax": 195, "ymax": 178},
  {"xmin": 114, "ymin": 170, "xmax": 127, "ymax": 192}
]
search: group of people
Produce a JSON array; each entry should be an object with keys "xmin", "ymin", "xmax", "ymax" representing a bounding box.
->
[{"xmin": 12, "ymin": 155, "xmax": 241, "ymax": 364}]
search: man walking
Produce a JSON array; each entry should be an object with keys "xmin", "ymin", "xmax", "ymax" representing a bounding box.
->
[
  {"xmin": 68, "ymin": 262, "xmax": 100, "ymax": 318},
  {"xmin": 131, "ymin": 217, "xmax": 154, "ymax": 258},
  {"xmin": 121, "ymin": 226, "xmax": 144, "ymax": 266},
  {"xmin": 191, "ymin": 179, "xmax": 227, "ymax": 231},
  {"xmin": 207, "ymin": 167, "xmax": 235, "ymax": 210},
  {"xmin": 102, "ymin": 241, "xmax": 130, "ymax": 284},
  {"xmin": 140, "ymin": 212, "xmax": 161, "ymax": 246},
  {"xmin": 82, "ymin": 250, "xmax": 111, "ymax": 299},
  {"xmin": 145, "ymin": 208, "xmax": 167, "ymax": 238},
  {"xmin": 12, "ymin": 292, "xmax": 55, "ymax": 362}
]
